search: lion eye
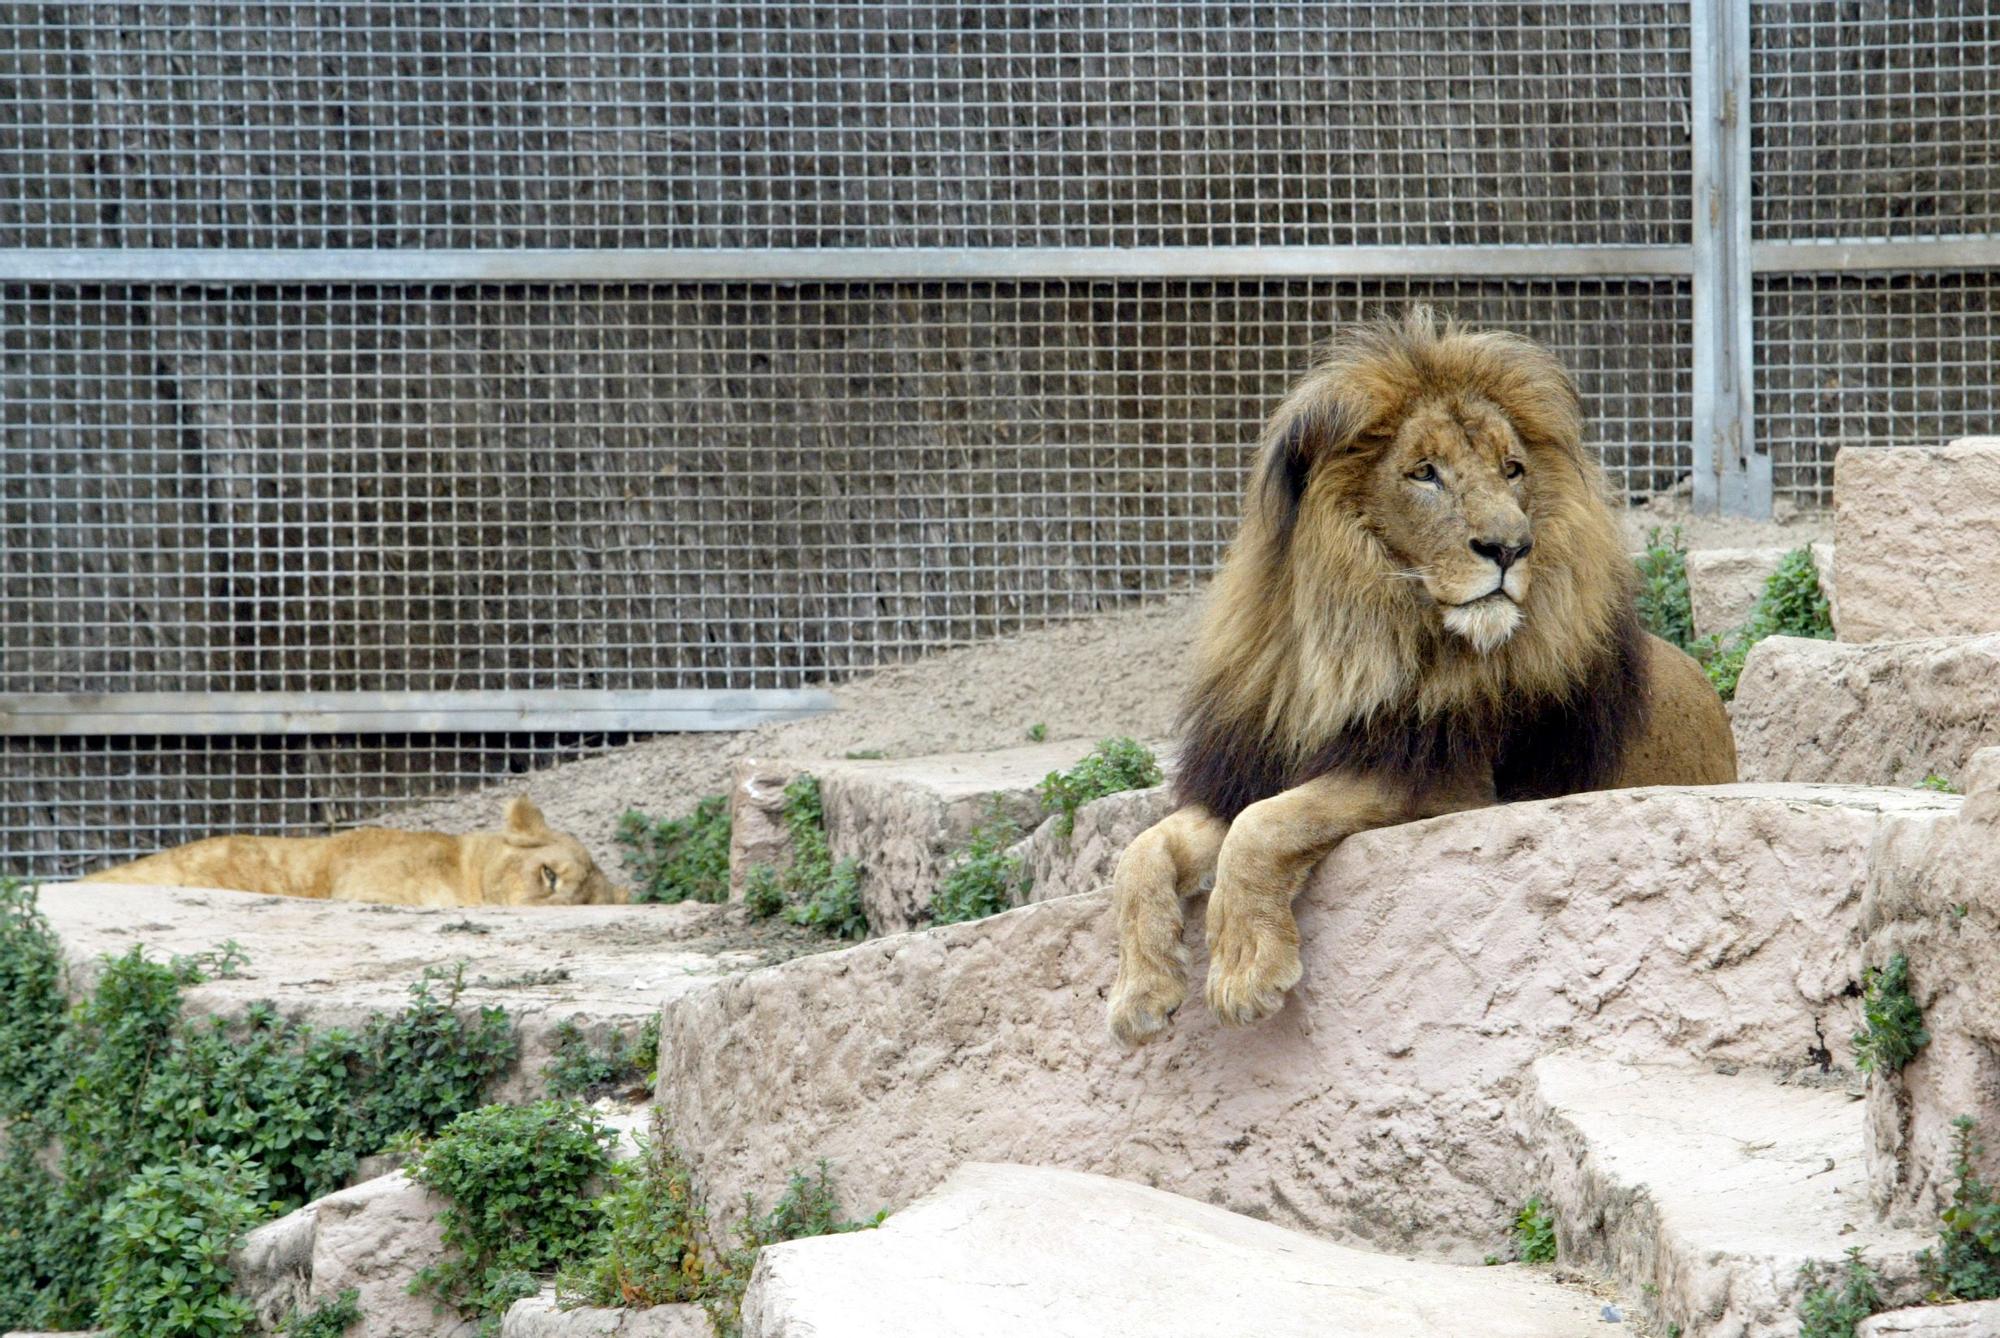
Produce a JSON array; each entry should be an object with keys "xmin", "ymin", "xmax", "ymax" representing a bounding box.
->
[
  {"xmin": 540, "ymin": 865, "xmax": 558, "ymax": 891},
  {"xmin": 1504, "ymin": 460, "xmax": 1526, "ymax": 479},
  {"xmin": 1408, "ymin": 462, "xmax": 1438, "ymax": 483}
]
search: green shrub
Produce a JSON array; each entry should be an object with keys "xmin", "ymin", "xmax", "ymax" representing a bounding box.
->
[
  {"xmin": 556, "ymin": 1117, "xmax": 708, "ymax": 1308},
  {"xmin": 1919, "ymin": 1118, "xmax": 2000, "ymax": 1301},
  {"xmin": 1703, "ymin": 547, "xmax": 1834, "ymax": 701},
  {"xmin": 543, "ymin": 1014, "xmax": 660, "ymax": 1100},
  {"xmin": 745, "ymin": 775, "xmax": 868, "ymax": 941},
  {"xmin": 1853, "ymin": 954, "xmax": 1930, "ymax": 1076},
  {"xmin": 1513, "ymin": 1196, "xmax": 1556, "ymax": 1264},
  {"xmin": 1633, "ymin": 526, "xmax": 1696, "ymax": 652},
  {"xmin": 930, "ymin": 807, "xmax": 1026, "ymax": 926},
  {"xmin": 615, "ymin": 796, "xmax": 732, "ymax": 904},
  {"xmin": 97, "ymin": 1149, "xmax": 265, "ymax": 1338},
  {"xmin": 1798, "ymin": 1247, "xmax": 1885, "ymax": 1338},
  {"xmin": 1920, "ymin": 773, "xmax": 1961, "ymax": 795},
  {"xmin": 409, "ymin": 1101, "xmax": 618, "ymax": 1331},
  {"xmin": 1025, "ymin": 722, "xmax": 1048, "ymax": 742},
  {"xmin": 0, "ymin": 877, "xmax": 66, "ymax": 1125},
  {"xmin": 1039, "ymin": 738, "xmax": 1164, "ymax": 839},
  {"xmin": 705, "ymin": 1163, "xmax": 881, "ymax": 1338},
  {"xmin": 279, "ymin": 1288, "xmax": 362, "ymax": 1338}
]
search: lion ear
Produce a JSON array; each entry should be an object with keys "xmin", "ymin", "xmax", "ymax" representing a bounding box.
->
[
  {"xmin": 503, "ymin": 796, "xmax": 552, "ymax": 847},
  {"xmin": 1255, "ymin": 386, "xmax": 1367, "ymax": 538}
]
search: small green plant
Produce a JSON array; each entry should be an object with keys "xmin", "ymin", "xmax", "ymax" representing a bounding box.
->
[
  {"xmin": 1026, "ymin": 722, "xmax": 1048, "ymax": 742},
  {"xmin": 930, "ymin": 807, "xmax": 1026, "ymax": 926},
  {"xmin": 1633, "ymin": 526, "xmax": 1696, "ymax": 652},
  {"xmin": 615, "ymin": 795, "xmax": 732, "ymax": 904},
  {"xmin": 745, "ymin": 775, "xmax": 869, "ymax": 941},
  {"xmin": 1039, "ymin": 738, "xmax": 1164, "ymax": 839},
  {"xmin": 1918, "ymin": 1117, "xmax": 2000, "ymax": 1301},
  {"xmin": 97, "ymin": 1149, "xmax": 265, "ymax": 1338},
  {"xmin": 544, "ymin": 1014, "xmax": 661, "ymax": 1100},
  {"xmin": 842, "ymin": 748, "xmax": 887, "ymax": 760},
  {"xmin": 704, "ymin": 1163, "xmax": 882, "ymax": 1337},
  {"xmin": 1513, "ymin": 1196, "xmax": 1557, "ymax": 1264},
  {"xmin": 409, "ymin": 1101, "xmax": 618, "ymax": 1332},
  {"xmin": 279, "ymin": 1288, "xmax": 363, "ymax": 1338},
  {"xmin": 556, "ymin": 1116, "xmax": 708, "ymax": 1308},
  {"xmin": 1920, "ymin": 773, "xmax": 1961, "ymax": 795},
  {"xmin": 1853, "ymin": 954, "xmax": 1930, "ymax": 1076},
  {"xmin": 0, "ymin": 877, "xmax": 67, "ymax": 1125},
  {"xmin": 1798, "ymin": 1247, "xmax": 1885, "ymax": 1338},
  {"xmin": 1702, "ymin": 547, "xmax": 1834, "ymax": 701}
]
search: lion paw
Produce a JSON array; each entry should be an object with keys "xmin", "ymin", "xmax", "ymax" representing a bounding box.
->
[
  {"xmin": 1108, "ymin": 961, "xmax": 1187, "ymax": 1048},
  {"xmin": 1203, "ymin": 915, "xmax": 1303, "ymax": 1028}
]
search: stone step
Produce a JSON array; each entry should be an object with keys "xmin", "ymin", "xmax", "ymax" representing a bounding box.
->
[
  {"xmin": 1522, "ymin": 1052, "xmax": 1931, "ymax": 1338},
  {"xmin": 502, "ymin": 1290, "xmax": 712, "ymax": 1337},
  {"xmin": 728, "ymin": 737, "xmax": 1169, "ymax": 934},
  {"xmin": 656, "ymin": 783, "xmax": 1958, "ymax": 1261},
  {"xmin": 1732, "ymin": 633, "xmax": 2000, "ymax": 787},
  {"xmin": 1685, "ymin": 542, "xmax": 1835, "ymax": 641},
  {"xmin": 1858, "ymin": 1300, "xmax": 2000, "ymax": 1336},
  {"xmin": 1006, "ymin": 783, "xmax": 1176, "ymax": 904},
  {"xmin": 1835, "ymin": 438, "xmax": 2000, "ymax": 644},
  {"xmin": 741, "ymin": 1162, "xmax": 1613, "ymax": 1338}
]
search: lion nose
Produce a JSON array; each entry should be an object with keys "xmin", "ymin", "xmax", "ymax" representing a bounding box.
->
[{"xmin": 1469, "ymin": 537, "xmax": 1532, "ymax": 570}]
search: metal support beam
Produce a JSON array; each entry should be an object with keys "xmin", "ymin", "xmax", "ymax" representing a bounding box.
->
[
  {"xmin": 1690, "ymin": 0, "xmax": 1769, "ymax": 518},
  {"xmin": 0, "ymin": 689, "xmax": 836, "ymax": 737}
]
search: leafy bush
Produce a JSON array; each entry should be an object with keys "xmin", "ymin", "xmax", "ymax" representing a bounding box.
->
[
  {"xmin": 1853, "ymin": 954, "xmax": 1930, "ymax": 1076},
  {"xmin": 745, "ymin": 775, "xmax": 868, "ymax": 940},
  {"xmin": 279, "ymin": 1288, "xmax": 362, "ymax": 1338},
  {"xmin": 1633, "ymin": 526, "xmax": 1696, "ymax": 652},
  {"xmin": 1703, "ymin": 547, "xmax": 1834, "ymax": 700},
  {"xmin": 615, "ymin": 795, "xmax": 732, "ymax": 904},
  {"xmin": 0, "ymin": 878, "xmax": 66, "ymax": 1124},
  {"xmin": 1920, "ymin": 773, "xmax": 1961, "ymax": 795},
  {"xmin": 1025, "ymin": 722, "xmax": 1048, "ymax": 742},
  {"xmin": 97, "ymin": 1149, "xmax": 265, "ymax": 1338},
  {"xmin": 544, "ymin": 1014, "xmax": 661, "ymax": 1100},
  {"xmin": 1919, "ymin": 1118, "xmax": 2000, "ymax": 1301},
  {"xmin": 1038, "ymin": 738, "xmax": 1164, "ymax": 839},
  {"xmin": 1798, "ymin": 1247, "xmax": 1885, "ymax": 1338},
  {"xmin": 556, "ymin": 1118, "xmax": 708, "ymax": 1308},
  {"xmin": 704, "ymin": 1163, "xmax": 881, "ymax": 1338},
  {"xmin": 930, "ymin": 808, "xmax": 1026, "ymax": 926},
  {"xmin": 409, "ymin": 1101, "xmax": 618, "ymax": 1331},
  {"xmin": 1513, "ymin": 1196, "xmax": 1556, "ymax": 1264}
]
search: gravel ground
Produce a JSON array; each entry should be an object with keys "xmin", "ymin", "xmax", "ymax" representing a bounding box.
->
[{"xmin": 385, "ymin": 508, "xmax": 1830, "ymax": 865}]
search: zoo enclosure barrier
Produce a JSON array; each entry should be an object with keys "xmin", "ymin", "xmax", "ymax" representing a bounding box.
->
[{"xmin": 2, "ymin": 1, "xmax": 1996, "ymax": 874}]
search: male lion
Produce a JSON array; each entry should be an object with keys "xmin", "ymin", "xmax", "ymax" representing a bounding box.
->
[
  {"xmin": 1108, "ymin": 307, "xmax": 1735, "ymax": 1046},
  {"xmin": 78, "ymin": 796, "xmax": 627, "ymax": 907}
]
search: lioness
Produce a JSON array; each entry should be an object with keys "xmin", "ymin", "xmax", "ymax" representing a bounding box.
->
[
  {"xmin": 1108, "ymin": 307, "xmax": 1736, "ymax": 1045},
  {"xmin": 79, "ymin": 796, "xmax": 627, "ymax": 907}
]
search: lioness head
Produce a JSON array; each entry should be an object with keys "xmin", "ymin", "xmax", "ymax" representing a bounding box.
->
[
  {"xmin": 485, "ymin": 797, "xmax": 627, "ymax": 905},
  {"xmin": 1254, "ymin": 305, "xmax": 1598, "ymax": 658}
]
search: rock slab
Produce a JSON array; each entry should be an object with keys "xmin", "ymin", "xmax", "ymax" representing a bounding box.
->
[
  {"xmin": 1521, "ymin": 1053, "xmax": 1929, "ymax": 1338},
  {"xmin": 1835, "ymin": 439, "xmax": 2000, "ymax": 643},
  {"xmin": 1007, "ymin": 784, "xmax": 1177, "ymax": 905},
  {"xmin": 741, "ymin": 1162, "xmax": 1608, "ymax": 1338},
  {"xmin": 1732, "ymin": 634, "xmax": 2000, "ymax": 788},
  {"xmin": 1857, "ymin": 1300, "xmax": 2000, "ymax": 1336},
  {"xmin": 1686, "ymin": 542, "xmax": 1835, "ymax": 640},
  {"xmin": 656, "ymin": 784, "xmax": 1955, "ymax": 1260},
  {"xmin": 504, "ymin": 1291, "xmax": 713, "ymax": 1337}
]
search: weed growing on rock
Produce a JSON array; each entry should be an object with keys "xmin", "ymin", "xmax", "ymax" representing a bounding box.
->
[
  {"xmin": 1702, "ymin": 547, "xmax": 1834, "ymax": 701},
  {"xmin": 616, "ymin": 795, "xmax": 732, "ymax": 903},
  {"xmin": 1797, "ymin": 1247, "xmax": 1884, "ymax": 1338},
  {"xmin": 544, "ymin": 1013, "xmax": 661, "ymax": 1100},
  {"xmin": 279, "ymin": 1287, "xmax": 362, "ymax": 1337},
  {"xmin": 1918, "ymin": 1117, "xmax": 2000, "ymax": 1301},
  {"xmin": 1039, "ymin": 737, "xmax": 1164, "ymax": 839},
  {"xmin": 409, "ymin": 1101, "xmax": 618, "ymax": 1332},
  {"xmin": 1513, "ymin": 1196, "xmax": 1557, "ymax": 1263},
  {"xmin": 930, "ymin": 806, "xmax": 1026, "ymax": 926},
  {"xmin": 1026, "ymin": 722, "xmax": 1048, "ymax": 742},
  {"xmin": 1633, "ymin": 526, "xmax": 1696, "ymax": 652},
  {"xmin": 97, "ymin": 1149, "xmax": 265, "ymax": 1338},
  {"xmin": 745, "ymin": 775, "xmax": 868, "ymax": 940},
  {"xmin": 704, "ymin": 1162, "xmax": 883, "ymax": 1338},
  {"xmin": 1920, "ymin": 773, "xmax": 1961, "ymax": 795},
  {"xmin": 1853, "ymin": 954, "xmax": 1930, "ymax": 1075}
]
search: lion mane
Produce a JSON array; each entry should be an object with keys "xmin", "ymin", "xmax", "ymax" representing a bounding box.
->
[{"xmin": 1172, "ymin": 307, "xmax": 1649, "ymax": 821}]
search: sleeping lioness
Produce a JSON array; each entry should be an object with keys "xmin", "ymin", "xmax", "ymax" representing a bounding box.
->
[{"xmin": 79, "ymin": 797, "xmax": 627, "ymax": 907}]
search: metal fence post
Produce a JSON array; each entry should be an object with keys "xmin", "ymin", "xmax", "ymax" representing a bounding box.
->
[{"xmin": 1690, "ymin": 0, "xmax": 1770, "ymax": 518}]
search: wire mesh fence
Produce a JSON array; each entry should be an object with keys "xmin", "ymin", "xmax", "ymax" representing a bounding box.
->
[{"xmin": 1, "ymin": 2, "xmax": 1995, "ymax": 873}]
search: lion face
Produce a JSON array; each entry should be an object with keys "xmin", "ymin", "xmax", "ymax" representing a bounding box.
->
[
  {"xmin": 1362, "ymin": 396, "xmax": 1536, "ymax": 654},
  {"xmin": 491, "ymin": 797, "xmax": 627, "ymax": 905}
]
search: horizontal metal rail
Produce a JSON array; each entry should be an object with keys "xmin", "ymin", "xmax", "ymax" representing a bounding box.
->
[{"xmin": 0, "ymin": 690, "xmax": 835, "ymax": 737}]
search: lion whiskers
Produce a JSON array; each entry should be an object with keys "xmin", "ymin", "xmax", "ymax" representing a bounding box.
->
[{"xmin": 1442, "ymin": 598, "xmax": 1523, "ymax": 654}]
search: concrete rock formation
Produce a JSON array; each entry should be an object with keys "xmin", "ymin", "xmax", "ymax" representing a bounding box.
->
[
  {"xmin": 740, "ymin": 1162, "xmax": 1607, "ymax": 1338},
  {"xmin": 1686, "ymin": 542, "xmax": 1835, "ymax": 640},
  {"xmin": 1835, "ymin": 439, "xmax": 2000, "ymax": 643},
  {"xmin": 503, "ymin": 1291, "xmax": 713, "ymax": 1337},
  {"xmin": 1007, "ymin": 784, "xmax": 1177, "ymax": 905}
]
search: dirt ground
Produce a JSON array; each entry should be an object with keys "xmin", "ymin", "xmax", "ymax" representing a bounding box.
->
[{"xmin": 386, "ymin": 506, "xmax": 1830, "ymax": 867}]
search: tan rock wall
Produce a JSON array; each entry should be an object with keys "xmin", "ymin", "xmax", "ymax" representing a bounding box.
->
[{"xmin": 1835, "ymin": 440, "xmax": 2000, "ymax": 643}]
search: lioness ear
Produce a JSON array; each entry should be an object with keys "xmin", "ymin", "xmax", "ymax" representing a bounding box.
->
[
  {"xmin": 503, "ymin": 796, "xmax": 551, "ymax": 847},
  {"xmin": 1255, "ymin": 384, "xmax": 1368, "ymax": 540}
]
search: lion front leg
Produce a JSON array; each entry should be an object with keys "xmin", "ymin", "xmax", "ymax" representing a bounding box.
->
[
  {"xmin": 1107, "ymin": 804, "xmax": 1227, "ymax": 1048},
  {"xmin": 1204, "ymin": 773, "xmax": 1401, "ymax": 1027}
]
